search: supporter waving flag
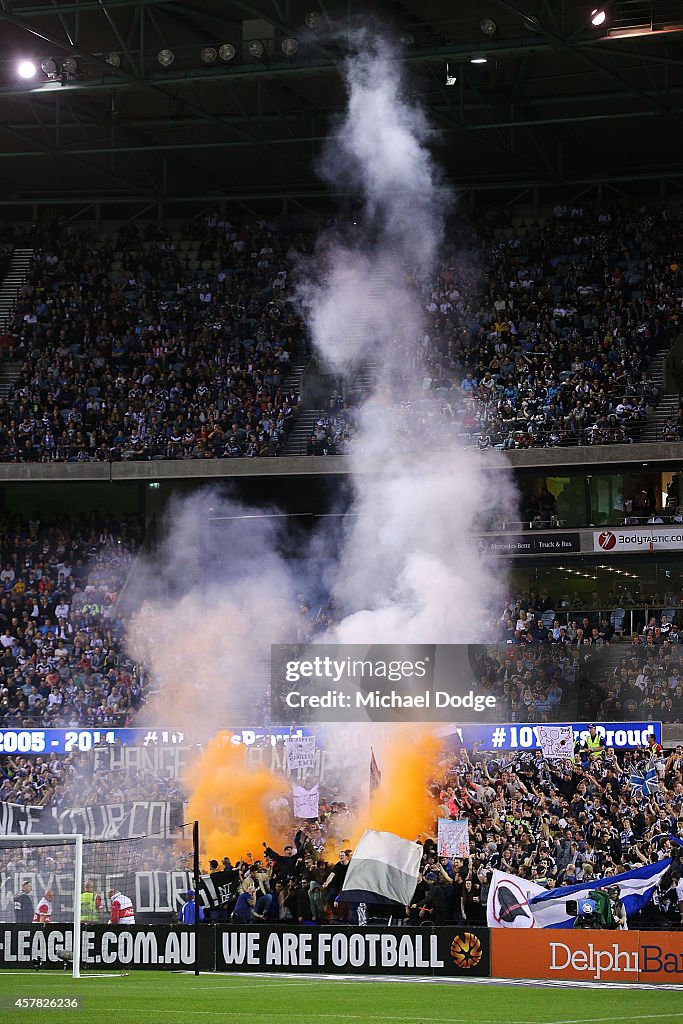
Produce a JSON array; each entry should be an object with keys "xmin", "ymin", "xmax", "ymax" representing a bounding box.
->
[
  {"xmin": 529, "ymin": 858, "xmax": 674, "ymax": 929},
  {"xmin": 338, "ymin": 830, "xmax": 421, "ymax": 906},
  {"xmin": 489, "ymin": 858, "xmax": 677, "ymax": 929},
  {"xmin": 629, "ymin": 766, "xmax": 659, "ymax": 797}
]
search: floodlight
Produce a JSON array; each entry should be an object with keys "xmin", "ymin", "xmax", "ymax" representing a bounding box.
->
[
  {"xmin": 248, "ymin": 40, "xmax": 265, "ymax": 58},
  {"xmin": 219, "ymin": 44, "xmax": 236, "ymax": 61},
  {"xmin": 281, "ymin": 38, "xmax": 299, "ymax": 56},
  {"xmin": 591, "ymin": 8, "xmax": 607, "ymax": 26},
  {"xmin": 470, "ymin": 56, "xmax": 488, "ymax": 64},
  {"xmin": 41, "ymin": 58, "xmax": 57, "ymax": 76},
  {"xmin": 104, "ymin": 52, "xmax": 121, "ymax": 67},
  {"xmin": 18, "ymin": 60, "xmax": 37, "ymax": 79},
  {"xmin": 157, "ymin": 49, "xmax": 175, "ymax": 67},
  {"xmin": 305, "ymin": 12, "xmax": 322, "ymax": 29},
  {"xmin": 480, "ymin": 18, "xmax": 497, "ymax": 36},
  {"xmin": 201, "ymin": 47, "xmax": 217, "ymax": 64},
  {"xmin": 62, "ymin": 56, "xmax": 78, "ymax": 75}
]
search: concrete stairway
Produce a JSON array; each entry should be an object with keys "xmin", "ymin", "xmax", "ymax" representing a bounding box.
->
[
  {"xmin": 0, "ymin": 248, "xmax": 32, "ymax": 399},
  {"xmin": 0, "ymin": 248, "xmax": 33, "ymax": 331}
]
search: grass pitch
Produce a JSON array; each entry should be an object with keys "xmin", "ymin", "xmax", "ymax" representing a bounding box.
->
[{"xmin": 0, "ymin": 970, "xmax": 681, "ymax": 1024}]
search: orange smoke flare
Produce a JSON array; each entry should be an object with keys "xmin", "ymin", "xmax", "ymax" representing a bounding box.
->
[
  {"xmin": 185, "ymin": 732, "xmax": 290, "ymax": 861},
  {"xmin": 362, "ymin": 724, "xmax": 441, "ymax": 842}
]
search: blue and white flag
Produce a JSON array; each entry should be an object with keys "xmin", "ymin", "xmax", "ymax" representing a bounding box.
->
[
  {"xmin": 630, "ymin": 767, "xmax": 658, "ymax": 797},
  {"xmin": 529, "ymin": 858, "xmax": 673, "ymax": 928},
  {"xmin": 339, "ymin": 830, "xmax": 422, "ymax": 906}
]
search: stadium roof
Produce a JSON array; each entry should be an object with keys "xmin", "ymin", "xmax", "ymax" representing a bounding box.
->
[{"xmin": 1, "ymin": 0, "xmax": 683, "ymax": 210}]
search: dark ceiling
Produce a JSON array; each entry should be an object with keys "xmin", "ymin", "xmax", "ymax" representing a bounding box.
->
[{"xmin": 1, "ymin": 0, "xmax": 683, "ymax": 211}]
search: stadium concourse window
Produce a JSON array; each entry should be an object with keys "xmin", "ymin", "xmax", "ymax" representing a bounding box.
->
[{"xmin": 512, "ymin": 470, "xmax": 683, "ymax": 531}]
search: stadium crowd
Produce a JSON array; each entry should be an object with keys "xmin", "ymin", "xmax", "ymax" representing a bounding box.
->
[
  {"xmin": 199, "ymin": 736, "xmax": 683, "ymax": 929},
  {"xmin": 1, "ymin": 216, "xmax": 305, "ymax": 461},
  {"xmin": 1, "ymin": 733, "xmax": 681, "ymax": 928},
  {"xmin": 0, "ymin": 512, "xmax": 144, "ymax": 732},
  {"xmin": 0, "ymin": 202, "xmax": 680, "ymax": 461},
  {"xmin": 1, "ymin": 202, "xmax": 682, "ymax": 932},
  {"xmin": 306, "ymin": 203, "xmax": 682, "ymax": 454},
  {"xmin": 0, "ymin": 749, "xmax": 181, "ymax": 809}
]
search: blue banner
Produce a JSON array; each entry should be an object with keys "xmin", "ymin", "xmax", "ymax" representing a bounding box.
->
[
  {"xmin": 0, "ymin": 726, "xmax": 310, "ymax": 756},
  {"xmin": 440, "ymin": 721, "xmax": 661, "ymax": 752},
  {"xmin": 0, "ymin": 722, "xmax": 659, "ymax": 756}
]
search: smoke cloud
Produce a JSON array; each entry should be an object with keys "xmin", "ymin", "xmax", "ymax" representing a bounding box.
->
[
  {"xmin": 185, "ymin": 733, "xmax": 291, "ymax": 858},
  {"xmin": 125, "ymin": 32, "xmax": 516, "ymax": 854}
]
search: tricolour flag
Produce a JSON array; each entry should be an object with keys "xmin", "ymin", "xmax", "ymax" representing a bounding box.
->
[{"xmin": 338, "ymin": 829, "xmax": 422, "ymax": 906}]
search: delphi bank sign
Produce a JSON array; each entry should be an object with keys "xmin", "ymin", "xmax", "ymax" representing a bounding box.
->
[
  {"xmin": 493, "ymin": 930, "xmax": 683, "ymax": 983},
  {"xmin": 216, "ymin": 926, "xmax": 491, "ymax": 976}
]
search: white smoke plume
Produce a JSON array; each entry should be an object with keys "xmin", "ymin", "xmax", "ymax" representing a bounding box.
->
[
  {"xmin": 123, "ymin": 33, "xmax": 517, "ymax": 832},
  {"xmin": 126, "ymin": 492, "xmax": 299, "ymax": 728},
  {"xmin": 297, "ymin": 37, "xmax": 444, "ymax": 373},
  {"xmin": 300, "ymin": 35, "xmax": 515, "ymax": 643}
]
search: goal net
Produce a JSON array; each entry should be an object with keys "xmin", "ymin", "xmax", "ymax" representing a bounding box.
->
[
  {"xmin": 0, "ymin": 834, "xmax": 83, "ymax": 977},
  {"xmin": 0, "ymin": 831, "xmax": 170, "ymax": 976}
]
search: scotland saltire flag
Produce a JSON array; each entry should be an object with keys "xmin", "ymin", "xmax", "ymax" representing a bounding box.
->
[
  {"xmin": 529, "ymin": 858, "xmax": 673, "ymax": 928},
  {"xmin": 630, "ymin": 766, "xmax": 658, "ymax": 797}
]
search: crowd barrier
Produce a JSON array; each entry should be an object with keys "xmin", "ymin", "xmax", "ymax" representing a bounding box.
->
[{"xmin": 2, "ymin": 924, "xmax": 681, "ymax": 983}]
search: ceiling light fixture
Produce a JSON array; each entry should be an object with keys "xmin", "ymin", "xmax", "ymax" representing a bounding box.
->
[
  {"xmin": 471, "ymin": 56, "xmax": 488, "ymax": 64},
  {"xmin": 17, "ymin": 60, "xmax": 37, "ymax": 79},
  {"xmin": 219, "ymin": 43, "xmax": 236, "ymax": 62},
  {"xmin": 157, "ymin": 49, "xmax": 175, "ymax": 67},
  {"xmin": 591, "ymin": 8, "xmax": 607, "ymax": 26}
]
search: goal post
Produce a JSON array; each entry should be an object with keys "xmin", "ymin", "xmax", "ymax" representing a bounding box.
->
[{"xmin": 0, "ymin": 833, "xmax": 83, "ymax": 978}]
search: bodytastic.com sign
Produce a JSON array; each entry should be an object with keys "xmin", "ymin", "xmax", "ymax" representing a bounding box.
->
[{"xmin": 594, "ymin": 528, "xmax": 683, "ymax": 553}]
